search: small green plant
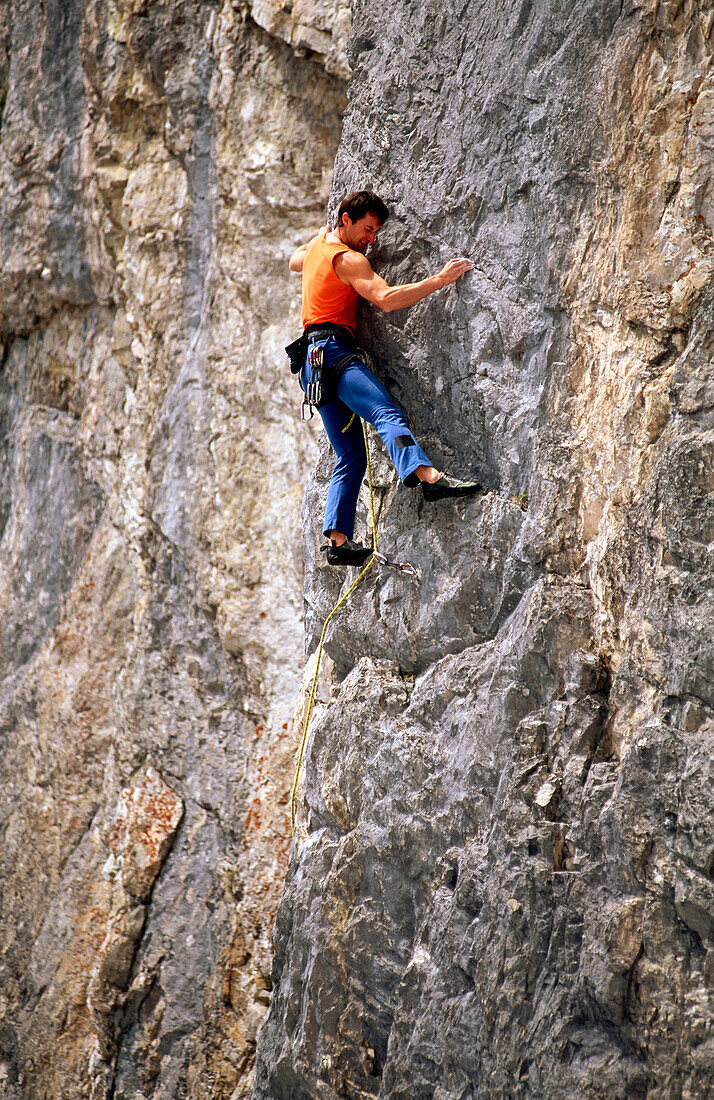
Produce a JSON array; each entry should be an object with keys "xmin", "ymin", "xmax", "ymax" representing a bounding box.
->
[{"xmin": 510, "ymin": 491, "xmax": 529, "ymax": 511}]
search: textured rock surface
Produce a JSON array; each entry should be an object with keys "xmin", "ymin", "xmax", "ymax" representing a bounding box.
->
[
  {"xmin": 0, "ymin": 1, "xmax": 348, "ymax": 1097},
  {"xmin": 1, "ymin": 0, "xmax": 713, "ymax": 1098},
  {"xmin": 247, "ymin": 0, "xmax": 351, "ymax": 77},
  {"xmin": 254, "ymin": 1, "xmax": 714, "ymax": 1098}
]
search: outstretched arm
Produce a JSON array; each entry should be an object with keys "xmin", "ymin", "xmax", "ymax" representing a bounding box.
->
[
  {"xmin": 288, "ymin": 227, "xmax": 326, "ymax": 272},
  {"xmin": 333, "ymin": 251, "xmax": 474, "ymax": 312}
]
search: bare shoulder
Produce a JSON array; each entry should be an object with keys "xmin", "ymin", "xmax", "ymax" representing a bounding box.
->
[{"xmin": 333, "ymin": 249, "xmax": 373, "ymax": 285}]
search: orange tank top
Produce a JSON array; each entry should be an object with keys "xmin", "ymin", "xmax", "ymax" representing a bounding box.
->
[{"xmin": 301, "ymin": 230, "xmax": 359, "ymax": 333}]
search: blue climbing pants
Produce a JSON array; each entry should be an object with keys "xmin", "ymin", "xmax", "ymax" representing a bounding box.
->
[{"xmin": 301, "ymin": 334, "xmax": 432, "ymax": 538}]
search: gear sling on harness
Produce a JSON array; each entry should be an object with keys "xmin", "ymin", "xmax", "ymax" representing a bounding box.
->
[{"xmin": 303, "ymin": 342, "xmax": 324, "ymax": 417}]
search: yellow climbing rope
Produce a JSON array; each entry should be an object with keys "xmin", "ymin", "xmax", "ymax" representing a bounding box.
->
[{"xmin": 289, "ymin": 418, "xmax": 378, "ymax": 833}]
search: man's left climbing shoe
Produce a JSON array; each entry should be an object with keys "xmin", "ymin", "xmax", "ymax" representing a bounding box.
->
[
  {"xmin": 321, "ymin": 538, "xmax": 374, "ymax": 566},
  {"xmin": 422, "ymin": 473, "xmax": 483, "ymax": 501}
]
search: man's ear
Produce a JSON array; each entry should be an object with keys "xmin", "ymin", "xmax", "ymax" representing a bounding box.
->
[{"xmin": 340, "ymin": 212, "xmax": 351, "ymax": 227}]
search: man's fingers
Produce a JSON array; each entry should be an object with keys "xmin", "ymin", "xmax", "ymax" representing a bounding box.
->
[{"xmin": 440, "ymin": 257, "xmax": 475, "ymax": 284}]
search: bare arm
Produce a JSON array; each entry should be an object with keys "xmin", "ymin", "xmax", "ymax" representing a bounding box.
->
[
  {"xmin": 288, "ymin": 227, "xmax": 326, "ymax": 272},
  {"xmin": 333, "ymin": 251, "xmax": 474, "ymax": 312}
]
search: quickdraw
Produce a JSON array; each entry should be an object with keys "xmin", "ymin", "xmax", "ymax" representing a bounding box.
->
[{"xmin": 371, "ymin": 550, "xmax": 418, "ymax": 580}]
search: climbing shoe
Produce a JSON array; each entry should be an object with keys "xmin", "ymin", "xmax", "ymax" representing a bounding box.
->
[
  {"xmin": 421, "ymin": 473, "xmax": 483, "ymax": 501},
  {"xmin": 321, "ymin": 538, "xmax": 374, "ymax": 566}
]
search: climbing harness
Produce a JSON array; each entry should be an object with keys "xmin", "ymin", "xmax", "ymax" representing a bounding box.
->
[
  {"xmin": 289, "ymin": 325, "xmax": 372, "ymax": 421},
  {"xmin": 289, "ymin": 419, "xmax": 417, "ymax": 833}
]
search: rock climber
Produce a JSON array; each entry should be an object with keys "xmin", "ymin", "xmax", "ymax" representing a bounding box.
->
[{"xmin": 288, "ymin": 189, "xmax": 481, "ymax": 566}]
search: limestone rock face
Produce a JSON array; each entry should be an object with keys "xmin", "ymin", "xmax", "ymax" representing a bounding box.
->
[
  {"xmin": 254, "ymin": 2, "xmax": 714, "ymax": 1098},
  {"xmin": 0, "ymin": 1, "xmax": 347, "ymax": 1097},
  {"xmin": 247, "ymin": 0, "xmax": 351, "ymax": 77},
  {"xmin": 1, "ymin": 0, "xmax": 713, "ymax": 1098}
]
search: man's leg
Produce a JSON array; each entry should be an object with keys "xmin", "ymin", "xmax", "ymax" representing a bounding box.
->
[
  {"xmin": 336, "ymin": 357, "xmax": 482, "ymax": 501},
  {"xmin": 335, "ymin": 359, "xmax": 437, "ymax": 484},
  {"xmin": 313, "ymin": 356, "xmax": 481, "ymax": 565},
  {"xmin": 317, "ymin": 398, "xmax": 367, "ymax": 541}
]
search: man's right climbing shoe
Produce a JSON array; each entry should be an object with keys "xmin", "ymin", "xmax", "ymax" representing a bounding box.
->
[
  {"xmin": 321, "ymin": 538, "xmax": 374, "ymax": 566},
  {"xmin": 422, "ymin": 473, "xmax": 483, "ymax": 501}
]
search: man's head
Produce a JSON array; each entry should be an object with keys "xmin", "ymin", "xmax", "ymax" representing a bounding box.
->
[{"xmin": 335, "ymin": 190, "xmax": 389, "ymax": 252}]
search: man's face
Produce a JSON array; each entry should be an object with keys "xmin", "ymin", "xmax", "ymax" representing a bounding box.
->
[{"xmin": 341, "ymin": 213, "xmax": 382, "ymax": 252}]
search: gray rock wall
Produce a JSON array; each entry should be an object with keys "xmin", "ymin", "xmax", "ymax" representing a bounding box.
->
[
  {"xmin": 0, "ymin": 0, "xmax": 712, "ymax": 1097},
  {"xmin": 254, "ymin": 1, "xmax": 714, "ymax": 1097}
]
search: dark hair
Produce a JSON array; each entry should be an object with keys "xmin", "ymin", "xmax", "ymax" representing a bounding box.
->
[{"xmin": 336, "ymin": 190, "xmax": 389, "ymax": 227}]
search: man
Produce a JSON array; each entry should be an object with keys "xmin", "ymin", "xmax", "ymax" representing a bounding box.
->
[{"xmin": 289, "ymin": 189, "xmax": 481, "ymax": 566}]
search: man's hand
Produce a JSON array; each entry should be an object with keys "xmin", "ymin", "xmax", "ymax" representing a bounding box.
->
[{"xmin": 436, "ymin": 258, "xmax": 475, "ymax": 286}]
